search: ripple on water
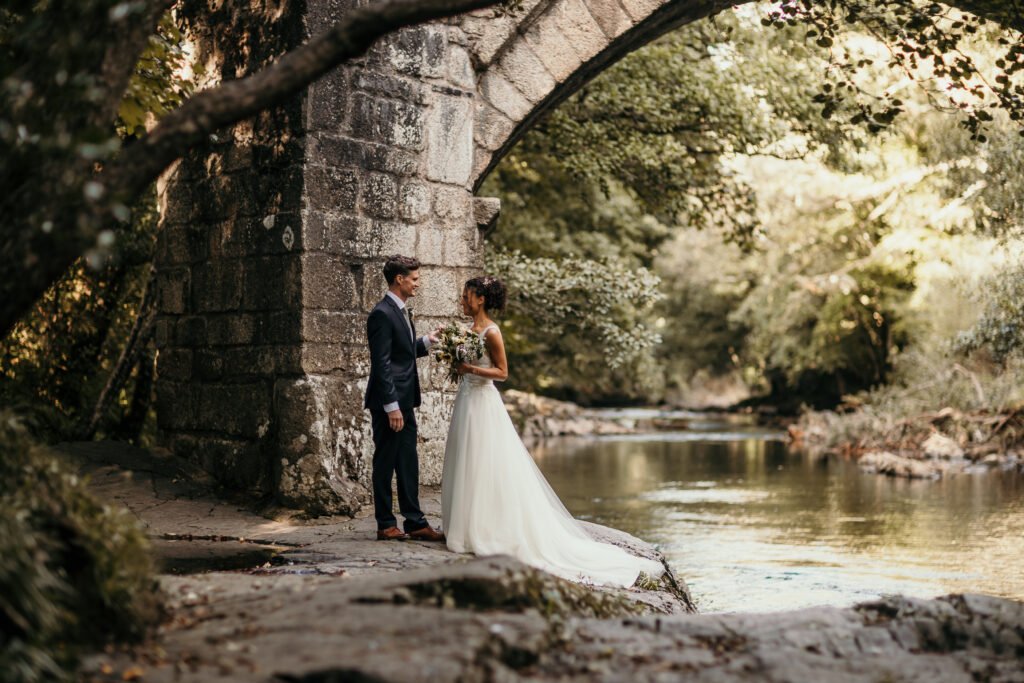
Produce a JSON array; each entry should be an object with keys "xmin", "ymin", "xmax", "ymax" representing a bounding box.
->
[{"xmin": 533, "ymin": 422, "xmax": 1024, "ymax": 613}]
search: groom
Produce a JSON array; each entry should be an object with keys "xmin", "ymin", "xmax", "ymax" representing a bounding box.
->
[{"xmin": 364, "ymin": 255, "xmax": 445, "ymax": 541}]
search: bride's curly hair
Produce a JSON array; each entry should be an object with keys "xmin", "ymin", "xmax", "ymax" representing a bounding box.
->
[{"xmin": 464, "ymin": 276, "xmax": 507, "ymax": 312}]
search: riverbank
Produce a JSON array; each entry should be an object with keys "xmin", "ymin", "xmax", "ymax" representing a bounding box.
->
[
  {"xmin": 794, "ymin": 407, "xmax": 1024, "ymax": 479},
  {"xmin": 66, "ymin": 440, "xmax": 1024, "ymax": 682}
]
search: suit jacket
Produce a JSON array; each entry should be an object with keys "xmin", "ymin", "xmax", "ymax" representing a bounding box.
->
[{"xmin": 364, "ymin": 295, "xmax": 428, "ymax": 411}]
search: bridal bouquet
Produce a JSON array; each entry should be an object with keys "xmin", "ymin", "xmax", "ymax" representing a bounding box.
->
[{"xmin": 433, "ymin": 323, "xmax": 485, "ymax": 384}]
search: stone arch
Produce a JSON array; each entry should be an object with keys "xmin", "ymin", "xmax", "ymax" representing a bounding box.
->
[
  {"xmin": 463, "ymin": 0, "xmax": 729, "ymax": 187},
  {"xmin": 155, "ymin": 0, "xmax": 1020, "ymax": 515}
]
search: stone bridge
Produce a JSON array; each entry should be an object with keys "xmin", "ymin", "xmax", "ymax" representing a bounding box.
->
[{"xmin": 155, "ymin": 0, "xmax": 1018, "ymax": 514}]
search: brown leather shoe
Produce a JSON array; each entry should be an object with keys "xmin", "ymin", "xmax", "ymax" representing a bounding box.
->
[
  {"xmin": 376, "ymin": 527, "xmax": 408, "ymax": 541},
  {"xmin": 406, "ymin": 526, "xmax": 445, "ymax": 542}
]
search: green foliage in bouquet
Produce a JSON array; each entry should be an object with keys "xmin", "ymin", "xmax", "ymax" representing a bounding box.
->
[{"xmin": 0, "ymin": 416, "xmax": 163, "ymax": 683}]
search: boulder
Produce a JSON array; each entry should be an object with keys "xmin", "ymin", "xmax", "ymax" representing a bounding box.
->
[
  {"xmin": 922, "ymin": 432, "xmax": 965, "ymax": 459},
  {"xmin": 858, "ymin": 451, "xmax": 943, "ymax": 479}
]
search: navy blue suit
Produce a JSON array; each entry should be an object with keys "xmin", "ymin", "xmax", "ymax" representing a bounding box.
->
[{"xmin": 365, "ymin": 296, "xmax": 429, "ymax": 532}]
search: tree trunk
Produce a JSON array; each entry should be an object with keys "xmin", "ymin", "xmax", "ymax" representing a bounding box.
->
[{"xmin": 78, "ymin": 267, "xmax": 157, "ymax": 440}]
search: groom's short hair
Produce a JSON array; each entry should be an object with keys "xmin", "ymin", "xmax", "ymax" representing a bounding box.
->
[{"xmin": 383, "ymin": 255, "xmax": 421, "ymax": 284}]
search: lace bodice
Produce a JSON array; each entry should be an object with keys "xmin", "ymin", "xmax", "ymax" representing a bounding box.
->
[{"xmin": 463, "ymin": 324, "xmax": 497, "ymax": 387}]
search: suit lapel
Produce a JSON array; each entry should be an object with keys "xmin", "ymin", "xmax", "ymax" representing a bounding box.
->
[{"xmin": 383, "ymin": 296, "xmax": 414, "ymax": 349}]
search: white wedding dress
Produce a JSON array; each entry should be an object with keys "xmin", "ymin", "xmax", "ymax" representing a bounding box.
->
[{"xmin": 441, "ymin": 324, "xmax": 664, "ymax": 587}]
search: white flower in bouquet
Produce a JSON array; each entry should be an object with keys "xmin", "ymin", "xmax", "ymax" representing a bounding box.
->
[{"xmin": 433, "ymin": 323, "xmax": 485, "ymax": 384}]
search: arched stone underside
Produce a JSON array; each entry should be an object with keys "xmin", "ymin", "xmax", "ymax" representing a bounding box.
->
[{"xmin": 156, "ymin": 0, "xmax": 1019, "ymax": 514}]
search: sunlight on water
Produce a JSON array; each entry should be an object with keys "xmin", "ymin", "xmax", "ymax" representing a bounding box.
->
[{"xmin": 531, "ymin": 423, "xmax": 1024, "ymax": 613}]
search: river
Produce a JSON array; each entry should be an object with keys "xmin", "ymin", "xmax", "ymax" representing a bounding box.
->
[{"xmin": 530, "ymin": 410, "xmax": 1024, "ymax": 613}]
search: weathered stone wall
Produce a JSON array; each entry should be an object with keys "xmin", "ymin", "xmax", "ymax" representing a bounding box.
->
[{"xmin": 155, "ymin": 1, "xmax": 309, "ymax": 500}]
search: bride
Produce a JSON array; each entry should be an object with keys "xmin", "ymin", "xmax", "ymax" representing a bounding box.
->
[{"xmin": 440, "ymin": 276, "xmax": 664, "ymax": 587}]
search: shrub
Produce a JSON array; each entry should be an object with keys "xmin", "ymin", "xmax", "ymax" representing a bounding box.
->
[{"xmin": 0, "ymin": 414, "xmax": 162, "ymax": 682}]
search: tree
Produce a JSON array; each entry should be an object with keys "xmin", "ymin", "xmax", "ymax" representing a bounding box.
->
[{"xmin": 0, "ymin": 0, "xmax": 501, "ymax": 339}]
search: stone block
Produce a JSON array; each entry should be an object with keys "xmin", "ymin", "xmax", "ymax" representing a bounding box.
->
[
  {"xmin": 386, "ymin": 26, "xmax": 447, "ymax": 78},
  {"xmin": 373, "ymin": 220, "xmax": 420, "ymax": 257},
  {"xmin": 399, "ymin": 181, "xmax": 432, "ymax": 223},
  {"xmin": 194, "ymin": 436, "xmax": 270, "ymax": 493},
  {"xmin": 445, "ymin": 224, "xmax": 483, "ymax": 266},
  {"xmin": 496, "ymin": 40, "xmax": 555, "ymax": 104},
  {"xmin": 192, "ymin": 349, "xmax": 224, "ymax": 381},
  {"xmin": 206, "ymin": 314, "xmax": 257, "ymax": 346},
  {"xmin": 360, "ymin": 172, "xmax": 399, "ymax": 219},
  {"xmin": 196, "ymin": 382, "xmax": 272, "ymax": 439},
  {"xmin": 156, "ymin": 348, "xmax": 193, "ymax": 382},
  {"xmin": 433, "ymin": 187, "xmax": 471, "ymax": 222},
  {"xmin": 413, "ymin": 265, "xmax": 461, "ymax": 316},
  {"xmin": 221, "ymin": 143, "xmax": 256, "ymax": 174},
  {"xmin": 446, "ymin": 44, "xmax": 476, "ymax": 90},
  {"xmin": 301, "ymin": 310, "xmax": 365, "ymax": 344},
  {"xmin": 309, "ymin": 134, "xmax": 419, "ymax": 177},
  {"xmin": 424, "ymin": 94, "xmax": 474, "ymax": 185},
  {"xmin": 472, "ymin": 145, "xmax": 494, "ymax": 185},
  {"xmin": 158, "ymin": 224, "xmax": 207, "ymax": 265},
  {"xmin": 305, "ymin": 165, "xmax": 359, "ymax": 213},
  {"xmin": 197, "ymin": 173, "xmax": 258, "ymax": 222},
  {"xmin": 156, "ymin": 267, "xmax": 190, "ymax": 315},
  {"xmin": 618, "ymin": 0, "xmax": 664, "ymax": 22},
  {"xmin": 155, "ymin": 381, "xmax": 194, "ymax": 431},
  {"xmin": 479, "ymin": 70, "xmax": 533, "ymax": 122},
  {"xmin": 160, "ymin": 180, "xmax": 196, "ymax": 225},
  {"xmin": 241, "ymin": 255, "xmax": 302, "ymax": 311},
  {"xmin": 263, "ymin": 310, "xmax": 303, "ymax": 344},
  {"xmin": 302, "ymin": 210, "xmax": 365, "ymax": 254},
  {"xmin": 176, "ymin": 316, "xmax": 207, "ymax": 347},
  {"xmin": 553, "ymin": 0, "xmax": 610, "ymax": 63},
  {"xmin": 300, "ymin": 253, "xmax": 361, "ymax": 309},
  {"xmin": 153, "ymin": 318, "xmax": 173, "ymax": 349},
  {"xmin": 523, "ymin": 21, "xmax": 581, "ymax": 81},
  {"xmin": 219, "ymin": 344, "xmax": 302, "ymax": 376},
  {"xmin": 208, "ymin": 220, "xmax": 247, "ymax": 259},
  {"xmin": 416, "ymin": 225, "xmax": 445, "ymax": 266},
  {"xmin": 474, "ymin": 102, "xmax": 516, "ymax": 152},
  {"xmin": 307, "ymin": 67, "xmax": 350, "ymax": 133},
  {"xmin": 300, "ymin": 343, "xmax": 346, "ymax": 373},
  {"xmin": 350, "ymin": 93, "xmax": 424, "ymax": 151},
  {"xmin": 274, "ymin": 374, "xmax": 339, "ymax": 462},
  {"xmin": 460, "ymin": 14, "xmax": 517, "ymax": 67},
  {"xmin": 353, "ymin": 70, "xmax": 428, "ymax": 105},
  {"xmin": 191, "ymin": 260, "xmax": 244, "ymax": 313},
  {"xmin": 473, "ymin": 196, "xmax": 501, "ymax": 231},
  {"xmin": 588, "ymin": 0, "xmax": 633, "ymax": 39},
  {"xmin": 248, "ymin": 212, "xmax": 302, "ymax": 256},
  {"xmin": 255, "ymin": 165, "xmax": 305, "ymax": 216}
]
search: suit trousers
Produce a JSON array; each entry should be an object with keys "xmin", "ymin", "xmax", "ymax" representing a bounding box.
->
[{"xmin": 370, "ymin": 406, "xmax": 428, "ymax": 532}]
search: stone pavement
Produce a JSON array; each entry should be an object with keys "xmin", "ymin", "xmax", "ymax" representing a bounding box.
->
[{"xmin": 64, "ymin": 442, "xmax": 1024, "ymax": 683}]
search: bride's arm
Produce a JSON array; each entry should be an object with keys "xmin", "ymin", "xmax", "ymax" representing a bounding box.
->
[{"xmin": 465, "ymin": 328, "xmax": 508, "ymax": 382}]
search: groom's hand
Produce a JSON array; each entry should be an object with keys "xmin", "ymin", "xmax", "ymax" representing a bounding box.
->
[
  {"xmin": 427, "ymin": 326, "xmax": 441, "ymax": 344},
  {"xmin": 387, "ymin": 409, "xmax": 404, "ymax": 431}
]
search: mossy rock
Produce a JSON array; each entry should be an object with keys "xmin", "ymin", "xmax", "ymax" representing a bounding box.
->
[{"xmin": 0, "ymin": 414, "xmax": 163, "ymax": 683}]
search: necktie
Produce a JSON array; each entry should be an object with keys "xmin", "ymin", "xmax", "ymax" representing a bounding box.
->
[{"xmin": 404, "ymin": 306, "xmax": 415, "ymax": 342}]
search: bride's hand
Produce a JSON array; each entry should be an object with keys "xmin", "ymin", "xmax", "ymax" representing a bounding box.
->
[{"xmin": 456, "ymin": 362, "xmax": 473, "ymax": 376}]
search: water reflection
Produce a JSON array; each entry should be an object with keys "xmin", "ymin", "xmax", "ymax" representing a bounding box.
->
[{"xmin": 531, "ymin": 426, "xmax": 1024, "ymax": 613}]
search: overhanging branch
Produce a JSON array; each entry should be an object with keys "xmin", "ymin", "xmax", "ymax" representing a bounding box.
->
[{"xmin": 105, "ymin": 0, "xmax": 501, "ymax": 202}]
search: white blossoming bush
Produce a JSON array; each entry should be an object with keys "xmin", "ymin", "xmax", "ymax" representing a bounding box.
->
[{"xmin": 486, "ymin": 249, "xmax": 664, "ymax": 402}]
